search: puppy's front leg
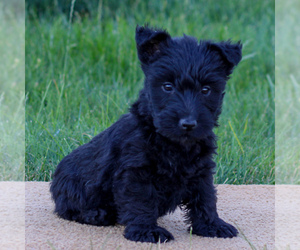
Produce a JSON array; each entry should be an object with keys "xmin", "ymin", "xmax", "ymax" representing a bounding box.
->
[
  {"xmin": 114, "ymin": 168, "xmax": 174, "ymax": 243},
  {"xmin": 186, "ymin": 171, "xmax": 238, "ymax": 238}
]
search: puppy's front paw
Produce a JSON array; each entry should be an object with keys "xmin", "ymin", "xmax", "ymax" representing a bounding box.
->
[
  {"xmin": 192, "ymin": 218, "xmax": 238, "ymax": 238},
  {"xmin": 125, "ymin": 224, "xmax": 174, "ymax": 243}
]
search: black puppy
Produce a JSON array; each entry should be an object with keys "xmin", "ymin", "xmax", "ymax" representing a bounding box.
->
[{"xmin": 50, "ymin": 25, "xmax": 242, "ymax": 243}]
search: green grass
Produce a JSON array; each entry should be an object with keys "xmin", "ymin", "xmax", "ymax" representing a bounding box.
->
[
  {"xmin": 0, "ymin": 2, "xmax": 25, "ymax": 181},
  {"xmin": 25, "ymin": 0, "xmax": 274, "ymax": 183},
  {"xmin": 275, "ymin": 0, "xmax": 300, "ymax": 184}
]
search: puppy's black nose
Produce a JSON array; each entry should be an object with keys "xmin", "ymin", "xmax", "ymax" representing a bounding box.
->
[{"xmin": 179, "ymin": 119, "xmax": 197, "ymax": 131}]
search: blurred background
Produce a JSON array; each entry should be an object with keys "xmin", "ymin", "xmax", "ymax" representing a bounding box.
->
[
  {"xmin": 25, "ymin": 0, "xmax": 275, "ymax": 184},
  {"xmin": 275, "ymin": 0, "xmax": 300, "ymax": 184},
  {"xmin": 0, "ymin": 0, "xmax": 25, "ymax": 181}
]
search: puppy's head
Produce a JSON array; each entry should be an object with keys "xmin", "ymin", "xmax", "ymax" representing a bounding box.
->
[{"xmin": 136, "ymin": 25, "xmax": 242, "ymax": 145}]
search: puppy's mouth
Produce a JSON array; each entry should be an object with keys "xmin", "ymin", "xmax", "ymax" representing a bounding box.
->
[
  {"xmin": 156, "ymin": 127, "xmax": 202, "ymax": 146},
  {"xmin": 180, "ymin": 129, "xmax": 202, "ymax": 140},
  {"xmin": 179, "ymin": 134, "xmax": 195, "ymax": 143}
]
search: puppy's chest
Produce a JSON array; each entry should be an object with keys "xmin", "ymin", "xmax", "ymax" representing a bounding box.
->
[
  {"xmin": 153, "ymin": 151, "xmax": 201, "ymax": 215},
  {"xmin": 153, "ymin": 143, "xmax": 203, "ymax": 178}
]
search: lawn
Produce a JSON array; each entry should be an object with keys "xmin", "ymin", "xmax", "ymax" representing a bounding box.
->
[{"xmin": 25, "ymin": 0, "xmax": 275, "ymax": 183}]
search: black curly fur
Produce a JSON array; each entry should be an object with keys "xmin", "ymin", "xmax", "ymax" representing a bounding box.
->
[{"xmin": 50, "ymin": 25, "xmax": 242, "ymax": 243}]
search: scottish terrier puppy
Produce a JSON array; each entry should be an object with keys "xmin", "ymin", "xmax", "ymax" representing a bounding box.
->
[{"xmin": 50, "ymin": 25, "xmax": 242, "ymax": 243}]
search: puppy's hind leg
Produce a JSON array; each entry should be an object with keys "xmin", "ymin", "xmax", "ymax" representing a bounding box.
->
[{"xmin": 51, "ymin": 178, "xmax": 117, "ymax": 226}]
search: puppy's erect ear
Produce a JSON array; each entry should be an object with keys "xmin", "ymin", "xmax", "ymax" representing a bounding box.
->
[
  {"xmin": 135, "ymin": 25, "xmax": 171, "ymax": 64},
  {"xmin": 211, "ymin": 41, "xmax": 242, "ymax": 75}
]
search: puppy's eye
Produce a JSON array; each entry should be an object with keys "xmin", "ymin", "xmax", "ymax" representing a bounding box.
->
[
  {"xmin": 201, "ymin": 86, "xmax": 211, "ymax": 96},
  {"xmin": 162, "ymin": 83, "xmax": 174, "ymax": 93}
]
